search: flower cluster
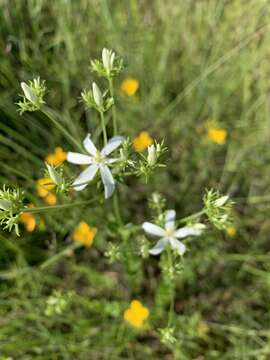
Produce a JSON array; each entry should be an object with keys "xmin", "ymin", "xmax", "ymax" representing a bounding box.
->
[{"xmin": 0, "ymin": 48, "xmax": 236, "ymax": 350}]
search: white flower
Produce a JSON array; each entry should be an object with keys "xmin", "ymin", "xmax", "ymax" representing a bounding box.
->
[
  {"xmin": 142, "ymin": 210, "xmax": 205, "ymax": 256},
  {"xmin": 67, "ymin": 134, "xmax": 124, "ymax": 199}
]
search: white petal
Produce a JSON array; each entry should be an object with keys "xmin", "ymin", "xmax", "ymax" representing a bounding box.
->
[
  {"xmin": 83, "ymin": 134, "xmax": 98, "ymax": 156},
  {"xmin": 149, "ymin": 239, "xmax": 167, "ymax": 255},
  {"xmin": 73, "ymin": 164, "xmax": 98, "ymax": 191},
  {"xmin": 174, "ymin": 227, "xmax": 202, "ymax": 239},
  {"xmin": 101, "ymin": 136, "xmax": 124, "ymax": 156},
  {"xmin": 106, "ymin": 158, "xmax": 119, "ymax": 164},
  {"xmin": 100, "ymin": 165, "xmax": 115, "ymax": 199},
  {"xmin": 165, "ymin": 209, "xmax": 176, "ymax": 230},
  {"xmin": 67, "ymin": 152, "xmax": 93, "ymax": 165},
  {"xmin": 169, "ymin": 238, "xmax": 186, "ymax": 255},
  {"xmin": 142, "ymin": 222, "xmax": 166, "ymax": 237}
]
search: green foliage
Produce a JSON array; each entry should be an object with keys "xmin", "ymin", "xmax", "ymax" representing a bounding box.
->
[{"xmin": 0, "ymin": 0, "xmax": 270, "ymax": 359}]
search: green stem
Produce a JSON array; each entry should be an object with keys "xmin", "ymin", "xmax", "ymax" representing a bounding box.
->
[
  {"xmin": 178, "ymin": 210, "xmax": 204, "ymax": 225},
  {"xmin": 39, "ymin": 242, "xmax": 81, "ymax": 270},
  {"xmin": 99, "ymin": 110, "xmax": 107, "ymax": 145},
  {"xmin": 166, "ymin": 248, "xmax": 175, "ymax": 327},
  {"xmin": 0, "ymin": 243, "xmax": 82, "ymax": 279},
  {"xmin": 108, "ymin": 77, "xmax": 117, "ymax": 135},
  {"xmin": 113, "ymin": 192, "xmax": 123, "ymax": 226},
  {"xmin": 22, "ymin": 198, "xmax": 98, "ymax": 214},
  {"xmin": 42, "ymin": 107, "xmax": 83, "ymax": 151}
]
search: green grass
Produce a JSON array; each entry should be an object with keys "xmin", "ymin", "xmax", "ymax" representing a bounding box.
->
[{"xmin": 1, "ymin": 0, "xmax": 270, "ymax": 358}]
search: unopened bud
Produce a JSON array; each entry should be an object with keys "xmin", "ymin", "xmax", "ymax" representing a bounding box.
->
[
  {"xmin": 147, "ymin": 145, "xmax": 157, "ymax": 166},
  {"xmin": 46, "ymin": 163, "xmax": 62, "ymax": 185},
  {"xmin": 92, "ymin": 82, "xmax": 103, "ymax": 107},
  {"xmin": 214, "ymin": 195, "xmax": 229, "ymax": 207},
  {"xmin": 21, "ymin": 82, "xmax": 37, "ymax": 103}
]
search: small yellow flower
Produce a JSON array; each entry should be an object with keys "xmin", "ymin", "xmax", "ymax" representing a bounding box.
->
[
  {"xmin": 207, "ymin": 127, "xmax": 227, "ymax": 145},
  {"xmin": 133, "ymin": 131, "xmax": 154, "ymax": 152},
  {"xmin": 73, "ymin": 221, "xmax": 97, "ymax": 247},
  {"xmin": 46, "ymin": 147, "xmax": 67, "ymax": 166},
  {"xmin": 36, "ymin": 177, "xmax": 57, "ymax": 205},
  {"xmin": 19, "ymin": 204, "xmax": 36, "ymax": 232},
  {"xmin": 44, "ymin": 193, "xmax": 57, "ymax": 206},
  {"xmin": 120, "ymin": 78, "xmax": 139, "ymax": 96},
  {"xmin": 227, "ymin": 225, "xmax": 236, "ymax": 236},
  {"xmin": 123, "ymin": 300, "xmax": 149, "ymax": 328}
]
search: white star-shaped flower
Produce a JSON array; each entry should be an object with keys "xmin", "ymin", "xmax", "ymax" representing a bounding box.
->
[
  {"xmin": 142, "ymin": 210, "xmax": 205, "ymax": 256},
  {"xmin": 67, "ymin": 134, "xmax": 124, "ymax": 199}
]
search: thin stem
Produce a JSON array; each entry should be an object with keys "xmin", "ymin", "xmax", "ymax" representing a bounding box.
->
[
  {"xmin": 178, "ymin": 210, "xmax": 204, "ymax": 225},
  {"xmin": 99, "ymin": 110, "xmax": 107, "ymax": 145},
  {"xmin": 39, "ymin": 242, "xmax": 81, "ymax": 270},
  {"xmin": 108, "ymin": 77, "xmax": 117, "ymax": 135},
  {"xmin": 166, "ymin": 248, "xmax": 175, "ymax": 327},
  {"xmin": 42, "ymin": 107, "xmax": 83, "ymax": 151},
  {"xmin": 0, "ymin": 243, "xmax": 82, "ymax": 279},
  {"xmin": 113, "ymin": 192, "xmax": 123, "ymax": 226},
  {"xmin": 22, "ymin": 198, "xmax": 98, "ymax": 214}
]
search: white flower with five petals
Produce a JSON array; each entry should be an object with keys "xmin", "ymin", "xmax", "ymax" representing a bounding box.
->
[
  {"xmin": 67, "ymin": 134, "xmax": 124, "ymax": 199},
  {"xmin": 142, "ymin": 210, "xmax": 205, "ymax": 256}
]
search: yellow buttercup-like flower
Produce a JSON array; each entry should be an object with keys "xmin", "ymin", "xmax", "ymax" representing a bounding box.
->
[
  {"xmin": 207, "ymin": 127, "xmax": 227, "ymax": 145},
  {"xmin": 123, "ymin": 300, "xmax": 149, "ymax": 328},
  {"xmin": 36, "ymin": 177, "xmax": 57, "ymax": 205},
  {"xmin": 73, "ymin": 222, "xmax": 97, "ymax": 247},
  {"xmin": 133, "ymin": 131, "xmax": 153, "ymax": 152},
  {"xmin": 44, "ymin": 193, "xmax": 57, "ymax": 206},
  {"xmin": 19, "ymin": 204, "xmax": 36, "ymax": 232},
  {"xmin": 227, "ymin": 225, "xmax": 236, "ymax": 236},
  {"xmin": 46, "ymin": 147, "xmax": 67, "ymax": 166},
  {"xmin": 120, "ymin": 78, "xmax": 139, "ymax": 96}
]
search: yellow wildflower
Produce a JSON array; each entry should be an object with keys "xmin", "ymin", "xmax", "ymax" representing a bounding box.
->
[
  {"xmin": 123, "ymin": 300, "xmax": 149, "ymax": 328},
  {"xmin": 133, "ymin": 131, "xmax": 153, "ymax": 152},
  {"xmin": 207, "ymin": 127, "xmax": 227, "ymax": 145},
  {"xmin": 44, "ymin": 193, "xmax": 57, "ymax": 206},
  {"xmin": 36, "ymin": 177, "xmax": 57, "ymax": 205},
  {"xmin": 73, "ymin": 221, "xmax": 97, "ymax": 247},
  {"xmin": 46, "ymin": 147, "xmax": 66, "ymax": 166},
  {"xmin": 227, "ymin": 225, "xmax": 236, "ymax": 237},
  {"xmin": 19, "ymin": 204, "xmax": 36, "ymax": 232},
  {"xmin": 120, "ymin": 78, "xmax": 139, "ymax": 96}
]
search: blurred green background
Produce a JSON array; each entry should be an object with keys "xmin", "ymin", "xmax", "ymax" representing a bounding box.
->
[{"xmin": 1, "ymin": 0, "xmax": 270, "ymax": 359}]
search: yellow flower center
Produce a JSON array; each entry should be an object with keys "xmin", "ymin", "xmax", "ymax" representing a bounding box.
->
[
  {"xmin": 165, "ymin": 228, "xmax": 175, "ymax": 237},
  {"xmin": 94, "ymin": 151, "xmax": 105, "ymax": 164}
]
